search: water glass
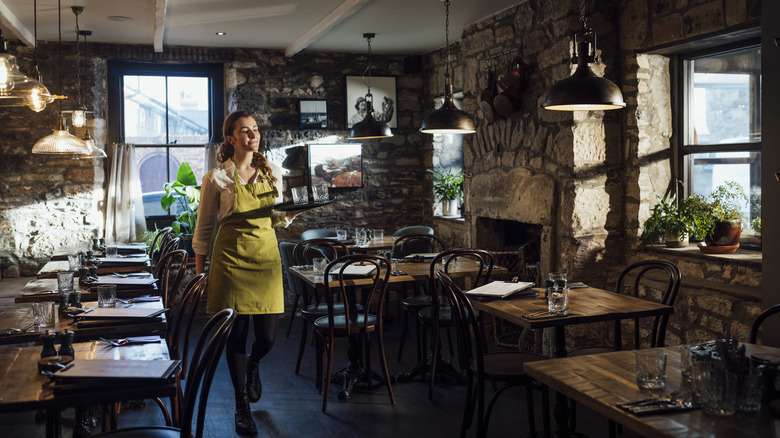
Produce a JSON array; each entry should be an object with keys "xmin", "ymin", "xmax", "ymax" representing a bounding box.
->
[
  {"xmin": 545, "ymin": 272, "xmax": 568, "ymax": 289},
  {"xmin": 105, "ymin": 245, "xmax": 119, "ymax": 258},
  {"xmin": 546, "ymin": 286, "xmax": 568, "ymax": 315},
  {"xmin": 737, "ymin": 369, "xmax": 763, "ymax": 412},
  {"xmin": 635, "ymin": 350, "xmax": 667, "ymax": 389},
  {"xmin": 292, "ymin": 186, "xmax": 309, "ymax": 205},
  {"xmin": 680, "ymin": 344, "xmax": 696, "ymax": 383},
  {"xmin": 313, "ymin": 257, "xmax": 328, "ymax": 274},
  {"xmin": 32, "ymin": 302, "xmax": 55, "ymax": 327},
  {"xmin": 97, "ymin": 284, "xmax": 117, "ymax": 308},
  {"xmin": 312, "ymin": 184, "xmax": 329, "ymax": 203},
  {"xmin": 336, "ymin": 229, "xmax": 347, "ymax": 241},
  {"xmin": 701, "ymin": 367, "xmax": 738, "ymax": 416},
  {"xmin": 355, "ymin": 228, "xmax": 368, "ymax": 245},
  {"xmin": 67, "ymin": 253, "xmax": 81, "ymax": 271},
  {"xmin": 57, "ymin": 271, "xmax": 74, "ymax": 293},
  {"xmin": 372, "ymin": 229, "xmax": 384, "ymax": 243}
]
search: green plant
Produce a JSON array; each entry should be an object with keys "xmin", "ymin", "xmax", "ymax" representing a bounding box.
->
[
  {"xmin": 136, "ymin": 226, "xmax": 164, "ymax": 252},
  {"xmin": 161, "ymin": 162, "xmax": 200, "ymax": 235},
  {"xmin": 682, "ymin": 181, "xmax": 747, "ymax": 241},
  {"xmin": 430, "ymin": 167, "xmax": 464, "ymax": 202},
  {"xmin": 751, "ymin": 216, "xmax": 761, "ymax": 234},
  {"xmin": 638, "ymin": 196, "xmax": 691, "ymax": 250}
]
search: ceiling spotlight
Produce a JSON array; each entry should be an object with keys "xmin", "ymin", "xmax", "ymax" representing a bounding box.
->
[{"xmin": 216, "ymin": 32, "xmax": 226, "ymax": 36}]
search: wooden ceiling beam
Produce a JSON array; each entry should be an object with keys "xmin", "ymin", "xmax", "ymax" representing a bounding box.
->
[
  {"xmin": 0, "ymin": 0, "xmax": 35, "ymax": 48},
  {"xmin": 284, "ymin": 0, "xmax": 369, "ymax": 57},
  {"xmin": 153, "ymin": 0, "xmax": 167, "ymax": 52}
]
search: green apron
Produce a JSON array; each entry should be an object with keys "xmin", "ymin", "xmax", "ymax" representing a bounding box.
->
[{"xmin": 206, "ymin": 166, "xmax": 283, "ymax": 315}]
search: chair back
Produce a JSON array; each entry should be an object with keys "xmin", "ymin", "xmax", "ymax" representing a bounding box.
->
[
  {"xmin": 168, "ymin": 273, "xmax": 208, "ymax": 380},
  {"xmin": 323, "ymin": 254, "xmax": 391, "ymax": 334},
  {"xmin": 293, "ymin": 238, "xmax": 350, "ymax": 265},
  {"xmin": 392, "ymin": 225, "xmax": 434, "ymax": 237},
  {"xmin": 301, "ymin": 229, "xmax": 338, "ymax": 241},
  {"xmin": 615, "ymin": 260, "xmax": 681, "ymax": 349},
  {"xmin": 279, "ymin": 241, "xmax": 299, "ymax": 295},
  {"xmin": 154, "ymin": 248, "xmax": 189, "ymax": 311},
  {"xmin": 149, "ymin": 227, "xmax": 174, "ymax": 269},
  {"xmin": 749, "ymin": 304, "xmax": 780, "ymax": 344},
  {"xmin": 392, "ymin": 234, "xmax": 445, "ymax": 258},
  {"xmin": 180, "ymin": 308, "xmax": 236, "ymax": 438},
  {"xmin": 436, "ymin": 270, "xmax": 485, "ymax": 378}
]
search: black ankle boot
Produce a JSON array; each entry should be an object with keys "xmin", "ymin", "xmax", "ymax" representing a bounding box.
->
[
  {"xmin": 246, "ymin": 360, "xmax": 262, "ymax": 403},
  {"xmin": 234, "ymin": 389, "xmax": 257, "ymax": 435}
]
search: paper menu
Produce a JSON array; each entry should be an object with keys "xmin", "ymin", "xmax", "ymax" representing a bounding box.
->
[{"xmin": 465, "ymin": 281, "xmax": 536, "ymax": 298}]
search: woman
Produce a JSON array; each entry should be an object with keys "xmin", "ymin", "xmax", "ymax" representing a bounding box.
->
[{"xmin": 193, "ymin": 110, "xmax": 299, "ymax": 435}]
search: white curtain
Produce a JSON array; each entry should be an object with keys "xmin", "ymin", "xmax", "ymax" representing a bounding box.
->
[
  {"xmin": 105, "ymin": 143, "xmax": 146, "ymax": 243},
  {"xmin": 206, "ymin": 142, "xmax": 220, "ymax": 171}
]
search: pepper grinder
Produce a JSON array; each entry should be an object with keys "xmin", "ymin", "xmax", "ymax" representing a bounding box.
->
[
  {"xmin": 58, "ymin": 330, "xmax": 75, "ymax": 358},
  {"xmin": 40, "ymin": 330, "xmax": 58, "ymax": 358}
]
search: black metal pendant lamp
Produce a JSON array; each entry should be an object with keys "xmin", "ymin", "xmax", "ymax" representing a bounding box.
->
[
  {"xmin": 420, "ymin": 0, "xmax": 475, "ymax": 135},
  {"xmin": 542, "ymin": 0, "xmax": 625, "ymax": 111},
  {"xmin": 349, "ymin": 33, "xmax": 392, "ymax": 140}
]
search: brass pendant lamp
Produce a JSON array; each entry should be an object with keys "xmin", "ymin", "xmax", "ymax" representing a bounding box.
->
[
  {"xmin": 72, "ymin": 31, "xmax": 106, "ymax": 160},
  {"xmin": 349, "ymin": 33, "xmax": 392, "ymax": 140},
  {"xmin": 420, "ymin": 0, "xmax": 475, "ymax": 135},
  {"xmin": 542, "ymin": 0, "xmax": 625, "ymax": 111},
  {"xmin": 32, "ymin": 0, "xmax": 88, "ymax": 154},
  {"xmin": 60, "ymin": 6, "xmax": 92, "ymax": 127}
]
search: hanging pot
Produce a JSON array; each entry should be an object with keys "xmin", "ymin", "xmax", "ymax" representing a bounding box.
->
[
  {"xmin": 479, "ymin": 70, "xmax": 502, "ymax": 124},
  {"xmin": 494, "ymin": 59, "xmax": 532, "ymax": 118}
]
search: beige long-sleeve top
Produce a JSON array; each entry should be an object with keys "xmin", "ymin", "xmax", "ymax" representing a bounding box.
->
[{"xmin": 192, "ymin": 160, "xmax": 290, "ymax": 256}]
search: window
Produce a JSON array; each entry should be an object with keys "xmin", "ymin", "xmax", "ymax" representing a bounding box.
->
[
  {"xmin": 108, "ymin": 62, "xmax": 224, "ymax": 228},
  {"xmin": 680, "ymin": 44, "xmax": 761, "ymax": 247}
]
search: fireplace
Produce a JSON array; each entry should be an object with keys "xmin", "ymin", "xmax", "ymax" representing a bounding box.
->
[{"xmin": 474, "ymin": 217, "xmax": 542, "ymax": 283}]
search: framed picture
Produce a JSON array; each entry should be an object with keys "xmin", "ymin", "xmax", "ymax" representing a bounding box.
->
[
  {"xmin": 298, "ymin": 99, "xmax": 328, "ymax": 129},
  {"xmin": 345, "ymin": 75, "xmax": 396, "ymax": 129},
  {"xmin": 309, "ymin": 143, "xmax": 363, "ymax": 188}
]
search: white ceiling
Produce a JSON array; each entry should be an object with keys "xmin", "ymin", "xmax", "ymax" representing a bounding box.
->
[{"xmin": 0, "ymin": 0, "xmax": 520, "ymax": 55}]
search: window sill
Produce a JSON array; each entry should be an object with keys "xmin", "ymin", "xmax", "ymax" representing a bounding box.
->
[
  {"xmin": 433, "ymin": 215, "xmax": 465, "ymax": 222},
  {"xmin": 643, "ymin": 244, "xmax": 761, "ymax": 268}
]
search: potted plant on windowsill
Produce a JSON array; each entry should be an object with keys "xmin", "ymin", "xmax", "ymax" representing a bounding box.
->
[
  {"xmin": 431, "ymin": 167, "xmax": 463, "ymax": 217},
  {"xmin": 693, "ymin": 181, "xmax": 748, "ymax": 254},
  {"xmin": 639, "ymin": 195, "xmax": 693, "ymax": 250},
  {"xmin": 160, "ymin": 162, "xmax": 200, "ymax": 255}
]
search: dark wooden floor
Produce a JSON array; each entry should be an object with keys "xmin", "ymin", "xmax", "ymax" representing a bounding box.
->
[{"xmin": 0, "ymin": 277, "xmax": 625, "ymax": 438}]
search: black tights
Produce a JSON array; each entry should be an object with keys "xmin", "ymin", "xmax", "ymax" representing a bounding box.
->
[{"xmin": 226, "ymin": 313, "xmax": 278, "ymax": 391}]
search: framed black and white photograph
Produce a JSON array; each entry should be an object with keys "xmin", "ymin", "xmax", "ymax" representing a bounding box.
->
[
  {"xmin": 309, "ymin": 143, "xmax": 363, "ymax": 188},
  {"xmin": 298, "ymin": 99, "xmax": 328, "ymax": 129},
  {"xmin": 345, "ymin": 75, "xmax": 396, "ymax": 129}
]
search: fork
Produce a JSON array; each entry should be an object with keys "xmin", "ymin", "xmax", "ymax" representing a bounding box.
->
[{"xmin": 99, "ymin": 337, "xmax": 129, "ymax": 347}]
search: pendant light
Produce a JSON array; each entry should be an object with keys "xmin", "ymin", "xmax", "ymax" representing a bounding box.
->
[
  {"xmin": 542, "ymin": 0, "xmax": 625, "ymax": 111},
  {"xmin": 73, "ymin": 30, "xmax": 106, "ymax": 160},
  {"xmin": 33, "ymin": 0, "xmax": 88, "ymax": 154},
  {"xmin": 349, "ymin": 33, "xmax": 392, "ymax": 140},
  {"xmin": 420, "ymin": 0, "xmax": 475, "ymax": 135},
  {"xmin": 28, "ymin": 0, "xmax": 54, "ymax": 112},
  {"xmin": 60, "ymin": 6, "xmax": 91, "ymax": 127}
]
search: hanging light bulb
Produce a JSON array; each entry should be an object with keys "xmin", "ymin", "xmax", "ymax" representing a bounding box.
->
[
  {"xmin": 349, "ymin": 33, "xmax": 392, "ymax": 140},
  {"xmin": 28, "ymin": 0, "xmax": 54, "ymax": 112},
  {"xmin": 542, "ymin": 0, "xmax": 625, "ymax": 111},
  {"xmin": 61, "ymin": 7, "xmax": 91, "ymax": 128},
  {"xmin": 420, "ymin": 0, "xmax": 476, "ymax": 135},
  {"xmin": 0, "ymin": 52, "xmax": 15, "ymax": 95}
]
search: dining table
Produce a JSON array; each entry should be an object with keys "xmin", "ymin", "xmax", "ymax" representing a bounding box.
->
[
  {"xmin": 37, "ymin": 257, "xmax": 151, "ymax": 279},
  {"xmin": 347, "ymin": 236, "xmax": 397, "ymax": 253},
  {"xmin": 523, "ymin": 344, "xmax": 779, "ymax": 437},
  {"xmin": 469, "ymin": 285, "xmax": 674, "ymax": 437},
  {"xmin": 0, "ymin": 339, "xmax": 176, "ymax": 438},
  {"xmin": 15, "ymin": 277, "xmax": 159, "ymax": 303}
]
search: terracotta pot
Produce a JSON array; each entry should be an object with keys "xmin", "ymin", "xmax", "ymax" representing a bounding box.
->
[{"xmin": 705, "ymin": 221, "xmax": 742, "ymax": 246}]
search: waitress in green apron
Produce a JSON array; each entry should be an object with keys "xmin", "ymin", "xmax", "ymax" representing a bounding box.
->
[{"xmin": 193, "ymin": 110, "xmax": 301, "ymax": 435}]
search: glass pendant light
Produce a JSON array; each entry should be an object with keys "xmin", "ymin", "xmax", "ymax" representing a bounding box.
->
[
  {"xmin": 420, "ymin": 0, "xmax": 476, "ymax": 135},
  {"xmin": 33, "ymin": 0, "xmax": 88, "ymax": 155},
  {"xmin": 72, "ymin": 130, "xmax": 107, "ymax": 160},
  {"xmin": 542, "ymin": 0, "xmax": 625, "ymax": 111},
  {"xmin": 60, "ymin": 6, "xmax": 91, "ymax": 127},
  {"xmin": 349, "ymin": 33, "xmax": 392, "ymax": 140},
  {"xmin": 28, "ymin": 0, "xmax": 54, "ymax": 112}
]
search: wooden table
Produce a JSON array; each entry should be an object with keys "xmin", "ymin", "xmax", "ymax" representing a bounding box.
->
[
  {"xmin": 37, "ymin": 260, "xmax": 151, "ymax": 279},
  {"xmin": 347, "ymin": 236, "xmax": 397, "ymax": 253},
  {"xmin": 524, "ymin": 345, "xmax": 779, "ymax": 438},
  {"xmin": 15, "ymin": 278, "xmax": 158, "ymax": 303},
  {"xmin": 471, "ymin": 286, "xmax": 674, "ymax": 437},
  {"xmin": 0, "ymin": 340, "xmax": 175, "ymax": 437},
  {"xmin": 0, "ymin": 299, "xmax": 166, "ymax": 345}
]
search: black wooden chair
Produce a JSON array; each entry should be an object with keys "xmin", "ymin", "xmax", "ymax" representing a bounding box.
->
[
  {"xmin": 92, "ymin": 307, "xmax": 236, "ymax": 438},
  {"xmin": 437, "ymin": 270, "xmax": 549, "ymax": 438},
  {"xmin": 153, "ymin": 249, "xmax": 188, "ymax": 315},
  {"xmin": 750, "ymin": 304, "xmax": 780, "ymax": 344}
]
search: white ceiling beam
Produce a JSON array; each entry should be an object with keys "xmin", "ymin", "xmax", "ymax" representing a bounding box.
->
[
  {"xmin": 284, "ymin": 0, "xmax": 370, "ymax": 57},
  {"xmin": 0, "ymin": 0, "xmax": 35, "ymax": 48},
  {"xmin": 153, "ymin": 0, "xmax": 167, "ymax": 53}
]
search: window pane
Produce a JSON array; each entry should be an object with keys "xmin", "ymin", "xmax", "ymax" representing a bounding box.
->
[
  {"xmin": 123, "ymin": 76, "xmax": 167, "ymax": 144},
  {"xmin": 167, "ymin": 77, "xmax": 210, "ymax": 144},
  {"xmin": 169, "ymin": 147, "xmax": 206, "ymax": 184},
  {"xmin": 136, "ymin": 147, "xmax": 170, "ymax": 216},
  {"xmin": 686, "ymin": 47, "xmax": 761, "ymax": 146}
]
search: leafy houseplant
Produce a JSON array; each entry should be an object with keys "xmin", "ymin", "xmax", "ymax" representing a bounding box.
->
[
  {"xmin": 701, "ymin": 181, "xmax": 747, "ymax": 248},
  {"xmin": 638, "ymin": 196, "xmax": 691, "ymax": 250},
  {"xmin": 161, "ymin": 162, "xmax": 200, "ymax": 236},
  {"xmin": 430, "ymin": 167, "xmax": 464, "ymax": 216}
]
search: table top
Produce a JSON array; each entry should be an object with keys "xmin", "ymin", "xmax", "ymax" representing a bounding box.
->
[
  {"xmin": 524, "ymin": 345, "xmax": 779, "ymax": 438},
  {"xmin": 37, "ymin": 260, "xmax": 151, "ymax": 279},
  {"xmin": 0, "ymin": 340, "xmax": 173, "ymax": 413},
  {"xmin": 0, "ymin": 299, "xmax": 166, "ymax": 345},
  {"xmin": 348, "ymin": 236, "xmax": 396, "ymax": 252},
  {"xmin": 15, "ymin": 278, "xmax": 158, "ymax": 303},
  {"xmin": 470, "ymin": 286, "xmax": 674, "ymax": 329}
]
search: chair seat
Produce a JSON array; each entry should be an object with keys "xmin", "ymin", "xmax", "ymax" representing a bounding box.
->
[
  {"xmin": 301, "ymin": 302, "xmax": 364, "ymax": 319},
  {"xmin": 567, "ymin": 346, "xmax": 621, "ymax": 357},
  {"xmin": 469, "ymin": 351, "xmax": 548, "ymax": 382},
  {"xmin": 313, "ymin": 314, "xmax": 377, "ymax": 334},
  {"xmin": 401, "ymin": 295, "xmax": 431, "ymax": 310},
  {"xmin": 92, "ymin": 426, "xmax": 179, "ymax": 438},
  {"xmin": 417, "ymin": 306, "xmax": 452, "ymax": 326}
]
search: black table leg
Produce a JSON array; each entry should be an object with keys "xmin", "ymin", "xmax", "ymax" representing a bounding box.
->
[
  {"xmin": 551, "ymin": 326, "xmax": 574, "ymax": 438},
  {"xmin": 45, "ymin": 408, "xmax": 61, "ymax": 438}
]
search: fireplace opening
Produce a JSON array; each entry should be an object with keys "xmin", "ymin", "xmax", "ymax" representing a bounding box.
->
[{"xmin": 475, "ymin": 217, "xmax": 542, "ymax": 283}]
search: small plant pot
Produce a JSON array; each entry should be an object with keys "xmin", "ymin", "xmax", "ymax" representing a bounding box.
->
[
  {"xmin": 664, "ymin": 232, "xmax": 689, "ymax": 248},
  {"xmin": 441, "ymin": 199, "xmax": 459, "ymax": 217},
  {"xmin": 705, "ymin": 221, "xmax": 742, "ymax": 246}
]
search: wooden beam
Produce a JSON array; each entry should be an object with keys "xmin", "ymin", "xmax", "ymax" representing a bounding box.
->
[
  {"xmin": 0, "ymin": 0, "xmax": 35, "ymax": 48},
  {"xmin": 284, "ymin": 0, "xmax": 369, "ymax": 57},
  {"xmin": 153, "ymin": 0, "xmax": 167, "ymax": 53}
]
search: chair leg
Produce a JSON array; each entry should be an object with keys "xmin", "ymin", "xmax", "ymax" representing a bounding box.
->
[
  {"xmin": 461, "ymin": 375, "xmax": 476, "ymax": 438},
  {"xmin": 286, "ymin": 294, "xmax": 300, "ymax": 338},
  {"xmin": 541, "ymin": 384, "xmax": 551, "ymax": 437},
  {"xmin": 398, "ymin": 307, "xmax": 409, "ymax": 362},
  {"xmin": 321, "ymin": 335, "xmax": 336, "ymax": 413},
  {"xmin": 295, "ymin": 318, "xmax": 309, "ymax": 375},
  {"xmin": 569, "ymin": 399, "xmax": 577, "ymax": 434},
  {"xmin": 429, "ymin": 321, "xmax": 439, "ymax": 400},
  {"xmin": 376, "ymin": 327, "xmax": 396, "ymax": 405},
  {"xmin": 525, "ymin": 387, "xmax": 537, "ymax": 437}
]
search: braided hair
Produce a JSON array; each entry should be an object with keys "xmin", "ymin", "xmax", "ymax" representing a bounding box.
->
[{"xmin": 216, "ymin": 110, "xmax": 277, "ymax": 184}]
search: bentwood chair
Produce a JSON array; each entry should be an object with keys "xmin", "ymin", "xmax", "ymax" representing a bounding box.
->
[
  {"xmin": 92, "ymin": 308, "xmax": 236, "ymax": 438},
  {"xmin": 153, "ymin": 249, "xmax": 189, "ymax": 316},
  {"xmin": 149, "ymin": 227, "xmax": 174, "ymax": 271},
  {"xmin": 280, "ymin": 242, "xmax": 299, "ymax": 338},
  {"xmin": 301, "ymin": 229, "xmax": 338, "ymax": 241},
  {"xmin": 437, "ymin": 270, "xmax": 549, "ymax": 438},
  {"xmin": 312, "ymin": 254, "xmax": 395, "ymax": 412},
  {"xmin": 750, "ymin": 304, "xmax": 780, "ymax": 344},
  {"xmin": 392, "ymin": 225, "xmax": 434, "ymax": 238}
]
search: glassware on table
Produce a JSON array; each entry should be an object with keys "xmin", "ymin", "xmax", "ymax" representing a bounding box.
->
[
  {"xmin": 635, "ymin": 349, "xmax": 667, "ymax": 389},
  {"xmin": 97, "ymin": 284, "xmax": 117, "ymax": 308},
  {"xmin": 57, "ymin": 271, "xmax": 75, "ymax": 293},
  {"xmin": 105, "ymin": 245, "xmax": 119, "ymax": 258},
  {"xmin": 372, "ymin": 229, "xmax": 384, "ymax": 243},
  {"xmin": 737, "ymin": 367, "xmax": 763, "ymax": 412},
  {"xmin": 336, "ymin": 229, "xmax": 347, "ymax": 241},
  {"xmin": 313, "ymin": 257, "xmax": 328, "ymax": 274},
  {"xmin": 32, "ymin": 302, "xmax": 56, "ymax": 327},
  {"xmin": 67, "ymin": 253, "xmax": 81, "ymax": 271},
  {"xmin": 292, "ymin": 186, "xmax": 309, "ymax": 205},
  {"xmin": 545, "ymin": 272, "xmax": 568, "ymax": 289},
  {"xmin": 701, "ymin": 366, "xmax": 738, "ymax": 416},
  {"xmin": 680, "ymin": 344, "xmax": 697, "ymax": 382},
  {"xmin": 546, "ymin": 286, "xmax": 568, "ymax": 315},
  {"xmin": 355, "ymin": 228, "xmax": 368, "ymax": 246},
  {"xmin": 312, "ymin": 184, "xmax": 329, "ymax": 203}
]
